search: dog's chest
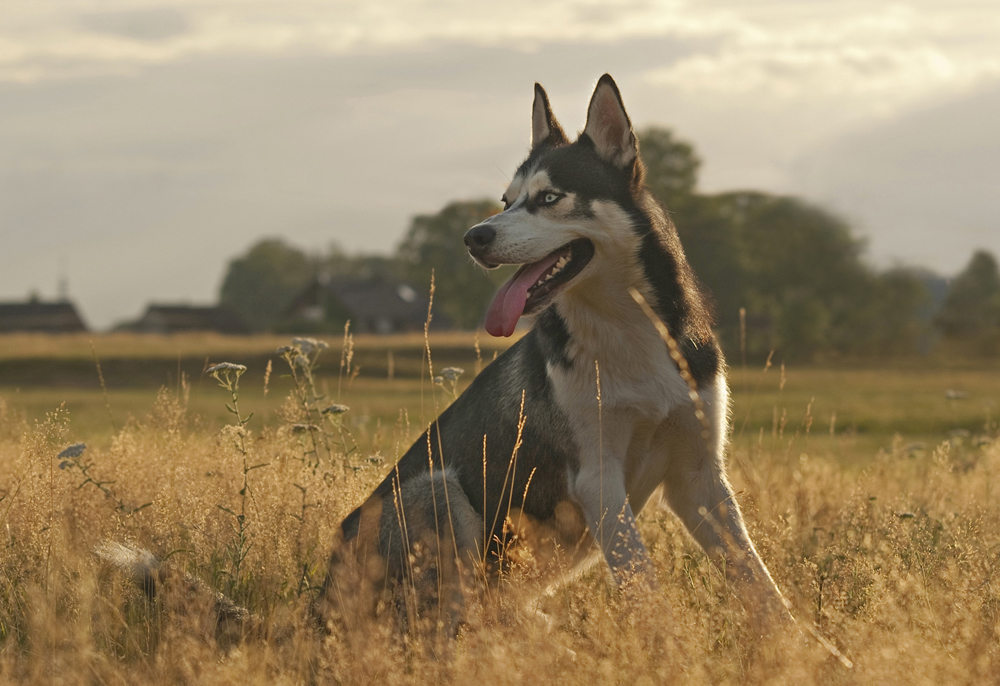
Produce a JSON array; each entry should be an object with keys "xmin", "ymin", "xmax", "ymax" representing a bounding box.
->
[{"xmin": 551, "ymin": 308, "xmax": 691, "ymax": 419}]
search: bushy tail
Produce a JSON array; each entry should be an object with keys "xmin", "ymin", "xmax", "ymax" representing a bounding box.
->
[
  {"xmin": 95, "ymin": 540, "xmax": 161, "ymax": 599},
  {"xmin": 95, "ymin": 540, "xmax": 258, "ymax": 647}
]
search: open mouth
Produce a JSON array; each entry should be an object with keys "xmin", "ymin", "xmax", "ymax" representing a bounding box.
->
[{"xmin": 484, "ymin": 238, "xmax": 594, "ymax": 337}]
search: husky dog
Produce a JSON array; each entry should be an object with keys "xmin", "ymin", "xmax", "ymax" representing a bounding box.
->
[{"xmin": 316, "ymin": 75, "xmax": 790, "ymax": 633}]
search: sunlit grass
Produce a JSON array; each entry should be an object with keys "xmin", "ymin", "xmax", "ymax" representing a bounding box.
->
[{"xmin": 1, "ymin": 333, "xmax": 998, "ymax": 684}]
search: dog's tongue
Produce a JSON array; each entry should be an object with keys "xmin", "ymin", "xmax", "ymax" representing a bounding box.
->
[{"xmin": 485, "ymin": 253, "xmax": 563, "ymax": 337}]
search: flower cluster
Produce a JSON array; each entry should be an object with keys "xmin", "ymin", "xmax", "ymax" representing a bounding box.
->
[
  {"xmin": 207, "ymin": 362, "xmax": 247, "ymax": 392},
  {"xmin": 291, "ymin": 338, "xmax": 329, "ymax": 356},
  {"xmin": 434, "ymin": 366, "xmax": 465, "ymax": 400}
]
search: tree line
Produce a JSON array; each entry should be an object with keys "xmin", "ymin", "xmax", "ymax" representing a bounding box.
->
[{"xmin": 219, "ymin": 128, "xmax": 1000, "ymax": 361}]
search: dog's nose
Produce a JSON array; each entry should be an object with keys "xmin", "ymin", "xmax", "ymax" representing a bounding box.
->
[{"xmin": 464, "ymin": 224, "xmax": 496, "ymax": 251}]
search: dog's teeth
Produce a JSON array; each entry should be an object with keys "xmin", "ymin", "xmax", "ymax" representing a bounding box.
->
[{"xmin": 534, "ymin": 253, "xmax": 571, "ymax": 289}]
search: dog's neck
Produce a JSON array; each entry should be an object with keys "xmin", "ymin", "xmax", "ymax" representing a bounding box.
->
[{"xmin": 550, "ymin": 251, "xmax": 670, "ymax": 380}]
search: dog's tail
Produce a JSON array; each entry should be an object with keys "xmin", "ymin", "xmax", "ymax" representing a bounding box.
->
[
  {"xmin": 95, "ymin": 541, "xmax": 259, "ymax": 646},
  {"xmin": 95, "ymin": 541, "xmax": 162, "ymax": 599}
]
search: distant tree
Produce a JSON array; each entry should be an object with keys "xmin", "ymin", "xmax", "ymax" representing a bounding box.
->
[
  {"xmin": 935, "ymin": 250, "xmax": 1000, "ymax": 352},
  {"xmin": 668, "ymin": 195, "xmax": 746, "ymax": 350},
  {"xmin": 219, "ymin": 239, "xmax": 316, "ymax": 331},
  {"xmin": 397, "ymin": 200, "xmax": 507, "ymax": 329},
  {"xmin": 708, "ymin": 193, "xmax": 873, "ymax": 360},
  {"xmin": 850, "ymin": 268, "xmax": 931, "ymax": 356},
  {"xmin": 638, "ymin": 127, "xmax": 701, "ymax": 211}
]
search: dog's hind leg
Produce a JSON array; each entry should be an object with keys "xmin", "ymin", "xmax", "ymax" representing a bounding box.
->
[
  {"xmin": 318, "ymin": 470, "xmax": 483, "ymax": 638},
  {"xmin": 315, "ymin": 495, "xmax": 391, "ymax": 638},
  {"xmin": 378, "ymin": 470, "xmax": 483, "ymax": 637},
  {"xmin": 658, "ymin": 388, "xmax": 791, "ymax": 625}
]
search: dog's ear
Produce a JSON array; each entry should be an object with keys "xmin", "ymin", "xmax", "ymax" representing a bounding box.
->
[
  {"xmin": 581, "ymin": 74, "xmax": 637, "ymax": 168},
  {"xmin": 531, "ymin": 83, "xmax": 568, "ymax": 149}
]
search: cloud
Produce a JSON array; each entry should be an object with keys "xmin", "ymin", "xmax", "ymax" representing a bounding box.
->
[
  {"xmin": 78, "ymin": 8, "xmax": 190, "ymax": 42},
  {"xmin": 3, "ymin": 1, "xmax": 998, "ymax": 122},
  {"xmin": 644, "ymin": 5, "xmax": 1000, "ymax": 115},
  {"xmin": 4, "ymin": 1, "xmax": 996, "ymax": 124},
  {"xmin": 0, "ymin": 1, "xmax": 735, "ymax": 82}
]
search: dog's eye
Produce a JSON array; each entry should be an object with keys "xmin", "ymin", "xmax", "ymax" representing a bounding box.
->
[{"xmin": 539, "ymin": 192, "xmax": 561, "ymax": 206}]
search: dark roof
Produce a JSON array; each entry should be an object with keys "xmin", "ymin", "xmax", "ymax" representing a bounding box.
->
[
  {"xmin": 332, "ymin": 279, "xmax": 427, "ymax": 324},
  {"xmin": 124, "ymin": 304, "xmax": 249, "ymax": 334},
  {"xmin": 285, "ymin": 276, "xmax": 451, "ymax": 333},
  {"xmin": 0, "ymin": 301, "xmax": 88, "ymax": 332}
]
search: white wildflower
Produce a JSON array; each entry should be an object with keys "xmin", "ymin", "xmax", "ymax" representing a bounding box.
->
[
  {"xmin": 441, "ymin": 367, "xmax": 464, "ymax": 382},
  {"xmin": 207, "ymin": 361, "xmax": 247, "ymax": 392},
  {"xmin": 206, "ymin": 362, "xmax": 246, "ymax": 375},
  {"xmin": 292, "ymin": 337, "xmax": 329, "ymax": 355}
]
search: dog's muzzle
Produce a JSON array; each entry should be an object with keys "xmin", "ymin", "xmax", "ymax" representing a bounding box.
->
[{"xmin": 464, "ymin": 223, "xmax": 496, "ymax": 263}]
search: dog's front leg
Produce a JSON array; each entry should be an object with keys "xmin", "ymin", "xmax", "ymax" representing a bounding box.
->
[
  {"xmin": 658, "ymin": 401, "xmax": 792, "ymax": 625},
  {"xmin": 570, "ymin": 409, "xmax": 656, "ymax": 588}
]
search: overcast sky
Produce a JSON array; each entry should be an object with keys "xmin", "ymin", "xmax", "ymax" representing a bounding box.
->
[{"xmin": 2, "ymin": 1, "xmax": 998, "ymax": 329}]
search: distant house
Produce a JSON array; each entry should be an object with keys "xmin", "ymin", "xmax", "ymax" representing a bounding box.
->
[
  {"xmin": 0, "ymin": 299, "xmax": 88, "ymax": 333},
  {"xmin": 120, "ymin": 304, "xmax": 250, "ymax": 334},
  {"xmin": 283, "ymin": 276, "xmax": 451, "ymax": 334}
]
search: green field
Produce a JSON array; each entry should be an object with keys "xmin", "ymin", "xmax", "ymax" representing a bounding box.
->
[
  {"xmin": 2, "ymin": 332, "xmax": 995, "ymax": 463},
  {"xmin": 2, "ymin": 333, "xmax": 999, "ymax": 684}
]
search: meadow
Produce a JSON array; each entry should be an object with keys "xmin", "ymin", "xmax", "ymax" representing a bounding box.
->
[{"xmin": 1, "ymin": 332, "xmax": 998, "ymax": 684}]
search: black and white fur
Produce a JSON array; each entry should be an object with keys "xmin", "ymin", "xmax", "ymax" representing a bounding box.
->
[{"xmin": 317, "ymin": 75, "xmax": 790, "ymax": 632}]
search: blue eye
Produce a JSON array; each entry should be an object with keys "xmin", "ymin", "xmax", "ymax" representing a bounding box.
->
[{"xmin": 540, "ymin": 192, "xmax": 561, "ymax": 206}]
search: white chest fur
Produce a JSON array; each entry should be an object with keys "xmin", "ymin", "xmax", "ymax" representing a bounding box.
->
[{"xmin": 549, "ymin": 289, "xmax": 691, "ymax": 419}]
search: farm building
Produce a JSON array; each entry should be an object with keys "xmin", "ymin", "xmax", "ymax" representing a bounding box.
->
[
  {"xmin": 0, "ymin": 299, "xmax": 88, "ymax": 333},
  {"xmin": 283, "ymin": 276, "xmax": 451, "ymax": 334},
  {"xmin": 119, "ymin": 304, "xmax": 250, "ymax": 334}
]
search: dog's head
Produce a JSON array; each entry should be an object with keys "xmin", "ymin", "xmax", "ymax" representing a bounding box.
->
[{"xmin": 466, "ymin": 74, "xmax": 651, "ymax": 337}]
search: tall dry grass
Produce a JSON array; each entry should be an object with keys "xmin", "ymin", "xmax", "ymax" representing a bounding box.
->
[{"xmin": 1, "ymin": 360, "xmax": 999, "ymax": 684}]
